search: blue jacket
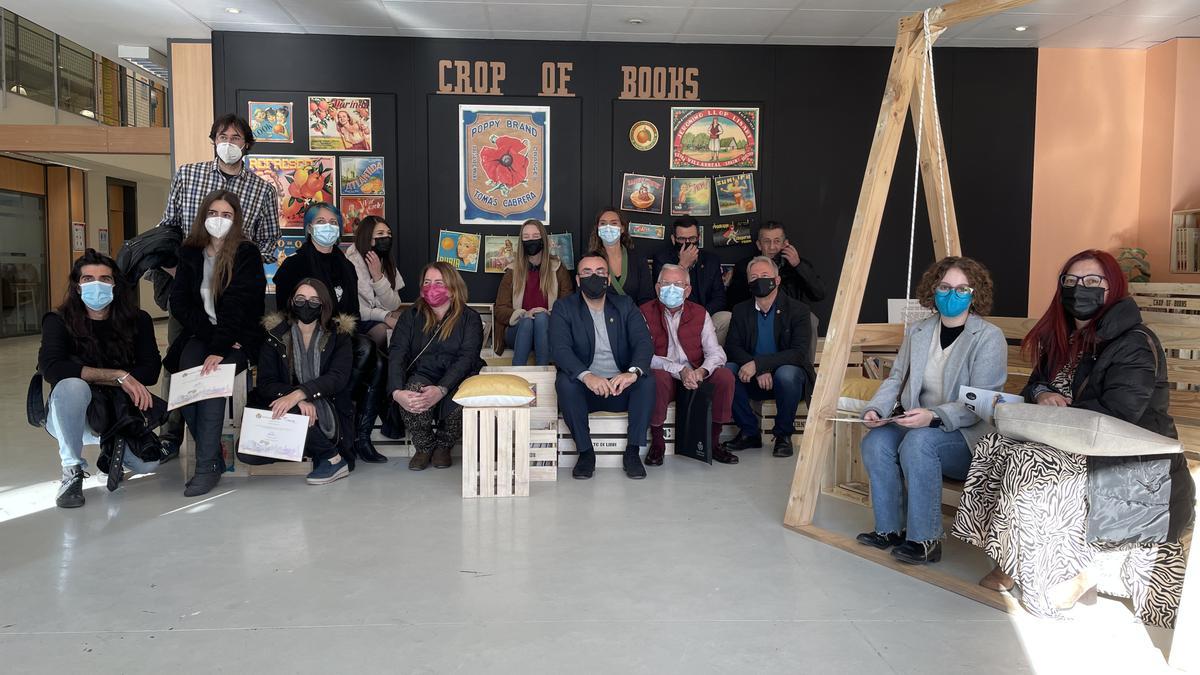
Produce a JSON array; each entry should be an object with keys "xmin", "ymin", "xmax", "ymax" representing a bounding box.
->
[
  {"xmin": 549, "ymin": 290, "xmax": 653, "ymax": 381},
  {"xmin": 651, "ymin": 246, "xmax": 727, "ymax": 315}
]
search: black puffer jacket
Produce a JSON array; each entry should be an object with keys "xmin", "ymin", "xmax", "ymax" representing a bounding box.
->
[{"xmin": 1023, "ymin": 297, "xmax": 1195, "ymax": 543}]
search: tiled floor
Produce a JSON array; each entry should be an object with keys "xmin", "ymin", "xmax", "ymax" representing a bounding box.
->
[{"xmin": 0, "ymin": 331, "xmax": 1181, "ymax": 673}]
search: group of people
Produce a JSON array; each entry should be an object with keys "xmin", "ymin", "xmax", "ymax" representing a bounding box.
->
[
  {"xmin": 31, "ymin": 112, "xmax": 1195, "ymax": 630},
  {"xmin": 855, "ymin": 250, "xmax": 1194, "ymax": 629}
]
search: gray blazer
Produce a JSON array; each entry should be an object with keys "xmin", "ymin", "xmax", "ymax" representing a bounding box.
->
[{"xmin": 863, "ymin": 314, "xmax": 1008, "ymax": 450}]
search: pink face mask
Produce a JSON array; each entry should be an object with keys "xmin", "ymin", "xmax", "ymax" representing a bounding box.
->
[{"xmin": 421, "ymin": 284, "xmax": 451, "ymax": 307}]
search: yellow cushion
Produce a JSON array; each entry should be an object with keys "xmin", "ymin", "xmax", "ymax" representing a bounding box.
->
[
  {"xmin": 452, "ymin": 374, "xmax": 535, "ymax": 407},
  {"xmin": 840, "ymin": 377, "xmax": 882, "ymax": 401}
]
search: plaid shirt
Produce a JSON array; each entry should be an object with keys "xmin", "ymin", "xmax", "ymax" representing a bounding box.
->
[{"xmin": 157, "ymin": 159, "xmax": 280, "ymax": 259}]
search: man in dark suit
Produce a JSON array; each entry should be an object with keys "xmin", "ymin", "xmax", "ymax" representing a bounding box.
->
[
  {"xmin": 727, "ymin": 221, "xmax": 826, "ymax": 308},
  {"xmin": 651, "ymin": 216, "xmax": 730, "ymax": 343},
  {"xmin": 722, "ymin": 256, "xmax": 816, "ymax": 458},
  {"xmin": 551, "ymin": 253, "xmax": 655, "ymax": 480}
]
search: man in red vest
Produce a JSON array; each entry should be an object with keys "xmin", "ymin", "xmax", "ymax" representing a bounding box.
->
[{"xmin": 639, "ymin": 264, "xmax": 738, "ymax": 466}]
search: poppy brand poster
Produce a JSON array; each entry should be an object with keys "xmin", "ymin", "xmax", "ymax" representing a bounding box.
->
[
  {"xmin": 339, "ymin": 156, "xmax": 385, "ymax": 196},
  {"xmin": 247, "ymin": 155, "xmax": 337, "ymax": 231},
  {"xmin": 308, "ymin": 96, "xmax": 372, "ymax": 151},
  {"xmin": 460, "ymin": 105, "xmax": 550, "ymax": 225},
  {"xmin": 713, "ymin": 173, "xmax": 757, "ymax": 216},
  {"xmin": 340, "ymin": 196, "xmax": 385, "ymax": 235},
  {"xmin": 670, "ymin": 177, "xmax": 712, "ymax": 216},
  {"xmin": 265, "ymin": 235, "xmax": 305, "ymax": 294},
  {"xmin": 484, "ymin": 235, "xmax": 519, "ymax": 274},
  {"xmin": 248, "ymin": 101, "xmax": 293, "ymax": 143},
  {"xmin": 620, "ymin": 173, "xmax": 666, "ymax": 215},
  {"xmin": 437, "ymin": 230, "xmax": 481, "ymax": 273},
  {"xmin": 670, "ymin": 107, "xmax": 759, "ymax": 171},
  {"xmin": 549, "ymin": 233, "xmax": 574, "ymax": 270}
]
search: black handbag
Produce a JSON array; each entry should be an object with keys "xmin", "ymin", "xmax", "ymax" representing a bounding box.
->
[{"xmin": 26, "ymin": 369, "xmax": 46, "ymax": 427}]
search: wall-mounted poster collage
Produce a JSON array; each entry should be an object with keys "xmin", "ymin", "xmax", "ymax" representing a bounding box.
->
[
  {"xmin": 248, "ymin": 96, "xmax": 386, "ymax": 292},
  {"xmin": 619, "ymin": 107, "xmax": 760, "ymax": 248}
]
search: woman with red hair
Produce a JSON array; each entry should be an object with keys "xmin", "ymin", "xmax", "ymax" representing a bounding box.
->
[{"xmin": 953, "ymin": 249, "xmax": 1195, "ymax": 628}]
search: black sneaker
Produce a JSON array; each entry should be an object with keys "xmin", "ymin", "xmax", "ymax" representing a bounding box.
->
[
  {"xmin": 721, "ymin": 433, "xmax": 763, "ymax": 452},
  {"xmin": 891, "ymin": 539, "xmax": 943, "ymax": 565},
  {"xmin": 856, "ymin": 531, "xmax": 905, "ymax": 549},
  {"xmin": 623, "ymin": 446, "xmax": 646, "ymax": 480},
  {"xmin": 56, "ymin": 466, "xmax": 87, "ymax": 509},
  {"xmin": 772, "ymin": 435, "xmax": 794, "ymax": 458},
  {"xmin": 158, "ymin": 439, "xmax": 180, "ymax": 464},
  {"xmin": 572, "ymin": 451, "xmax": 596, "ymax": 479}
]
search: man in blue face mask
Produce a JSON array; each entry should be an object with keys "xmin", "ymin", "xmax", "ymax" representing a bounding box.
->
[
  {"xmin": 639, "ymin": 264, "xmax": 738, "ymax": 466},
  {"xmin": 37, "ymin": 250, "xmax": 165, "ymax": 508}
]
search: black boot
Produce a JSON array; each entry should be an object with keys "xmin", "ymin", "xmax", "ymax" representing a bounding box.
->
[
  {"xmin": 354, "ymin": 350, "xmax": 388, "ymax": 464},
  {"xmin": 185, "ymin": 459, "xmax": 224, "ymax": 497}
]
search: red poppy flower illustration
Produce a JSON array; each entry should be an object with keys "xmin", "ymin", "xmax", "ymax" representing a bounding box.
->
[{"xmin": 479, "ymin": 135, "xmax": 529, "ymax": 192}]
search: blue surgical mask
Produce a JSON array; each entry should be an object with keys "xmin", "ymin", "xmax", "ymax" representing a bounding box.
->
[
  {"xmin": 598, "ymin": 225, "xmax": 622, "ymax": 245},
  {"xmin": 658, "ymin": 284, "xmax": 685, "ymax": 309},
  {"xmin": 312, "ymin": 222, "xmax": 340, "ymax": 247},
  {"xmin": 80, "ymin": 281, "xmax": 114, "ymax": 311},
  {"xmin": 934, "ymin": 288, "xmax": 972, "ymax": 318}
]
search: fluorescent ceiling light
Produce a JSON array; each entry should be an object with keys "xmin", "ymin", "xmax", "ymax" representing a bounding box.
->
[{"xmin": 118, "ymin": 45, "xmax": 169, "ymax": 83}]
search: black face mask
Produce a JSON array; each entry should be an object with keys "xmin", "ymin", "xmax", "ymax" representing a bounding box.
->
[
  {"xmin": 749, "ymin": 277, "xmax": 777, "ymax": 299},
  {"xmin": 1061, "ymin": 285, "xmax": 1105, "ymax": 321},
  {"xmin": 372, "ymin": 237, "xmax": 392, "ymax": 255},
  {"xmin": 522, "ymin": 238, "xmax": 544, "ymax": 256},
  {"xmin": 291, "ymin": 301, "xmax": 322, "ymax": 325},
  {"xmin": 579, "ymin": 274, "xmax": 608, "ymax": 300}
]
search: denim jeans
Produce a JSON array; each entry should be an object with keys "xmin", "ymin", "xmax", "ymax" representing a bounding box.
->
[
  {"xmin": 506, "ymin": 312, "xmax": 551, "ymax": 366},
  {"xmin": 728, "ymin": 363, "xmax": 807, "ymax": 438},
  {"xmin": 179, "ymin": 338, "xmax": 247, "ymax": 475},
  {"xmin": 860, "ymin": 424, "xmax": 972, "ymax": 542},
  {"xmin": 46, "ymin": 377, "xmax": 160, "ymax": 474}
]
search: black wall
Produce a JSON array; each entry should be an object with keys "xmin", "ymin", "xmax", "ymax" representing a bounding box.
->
[{"xmin": 212, "ymin": 32, "xmax": 1036, "ymax": 324}]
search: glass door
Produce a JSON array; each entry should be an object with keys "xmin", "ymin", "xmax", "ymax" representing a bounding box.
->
[{"xmin": 0, "ymin": 189, "xmax": 47, "ymax": 337}]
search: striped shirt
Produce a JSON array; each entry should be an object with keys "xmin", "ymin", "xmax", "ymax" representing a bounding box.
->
[{"xmin": 157, "ymin": 159, "xmax": 280, "ymax": 259}]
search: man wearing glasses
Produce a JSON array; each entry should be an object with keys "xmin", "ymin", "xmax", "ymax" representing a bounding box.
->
[
  {"xmin": 651, "ymin": 216, "xmax": 731, "ymax": 342},
  {"xmin": 727, "ymin": 220, "xmax": 826, "ymax": 308},
  {"xmin": 550, "ymin": 254, "xmax": 655, "ymax": 480},
  {"xmin": 639, "ymin": 264, "xmax": 738, "ymax": 466}
]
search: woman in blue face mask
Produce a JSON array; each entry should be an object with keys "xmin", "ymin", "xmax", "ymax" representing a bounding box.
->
[
  {"xmin": 586, "ymin": 207, "xmax": 654, "ymax": 306},
  {"xmin": 855, "ymin": 257, "xmax": 1008, "ymax": 565}
]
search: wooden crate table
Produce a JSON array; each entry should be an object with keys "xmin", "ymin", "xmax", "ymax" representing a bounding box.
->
[{"xmin": 462, "ymin": 406, "xmax": 531, "ymax": 498}]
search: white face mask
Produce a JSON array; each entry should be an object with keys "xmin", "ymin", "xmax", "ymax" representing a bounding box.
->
[
  {"xmin": 215, "ymin": 142, "xmax": 243, "ymax": 164},
  {"xmin": 205, "ymin": 216, "xmax": 233, "ymax": 239}
]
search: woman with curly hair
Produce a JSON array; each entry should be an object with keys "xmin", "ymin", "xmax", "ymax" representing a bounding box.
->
[{"xmin": 855, "ymin": 256, "xmax": 1007, "ymax": 565}]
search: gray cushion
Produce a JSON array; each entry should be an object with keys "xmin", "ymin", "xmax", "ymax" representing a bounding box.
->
[{"xmin": 994, "ymin": 402, "xmax": 1181, "ymax": 457}]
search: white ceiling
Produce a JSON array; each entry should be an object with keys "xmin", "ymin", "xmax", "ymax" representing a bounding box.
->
[{"xmin": 5, "ymin": 0, "xmax": 1200, "ymax": 68}]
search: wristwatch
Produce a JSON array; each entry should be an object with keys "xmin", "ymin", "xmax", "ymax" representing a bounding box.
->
[
  {"xmin": 929, "ymin": 411, "xmax": 942, "ymax": 429},
  {"xmin": 627, "ymin": 367, "xmax": 644, "ymax": 378}
]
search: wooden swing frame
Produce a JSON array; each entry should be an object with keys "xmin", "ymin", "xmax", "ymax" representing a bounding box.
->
[{"xmin": 781, "ymin": 1, "xmax": 1199, "ymax": 669}]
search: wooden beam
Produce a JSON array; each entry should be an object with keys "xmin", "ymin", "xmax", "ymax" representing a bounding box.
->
[
  {"xmin": 0, "ymin": 125, "xmax": 170, "ymax": 154},
  {"xmin": 899, "ymin": 0, "xmax": 1036, "ymax": 33},
  {"xmin": 909, "ymin": 49, "xmax": 961, "ymax": 259},
  {"xmin": 783, "ymin": 28, "xmax": 924, "ymax": 529}
]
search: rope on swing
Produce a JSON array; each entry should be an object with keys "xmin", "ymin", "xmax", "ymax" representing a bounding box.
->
[{"xmin": 904, "ymin": 8, "xmax": 951, "ymax": 323}]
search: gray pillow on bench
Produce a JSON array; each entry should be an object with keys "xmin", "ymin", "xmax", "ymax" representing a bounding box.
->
[{"xmin": 994, "ymin": 402, "xmax": 1182, "ymax": 457}]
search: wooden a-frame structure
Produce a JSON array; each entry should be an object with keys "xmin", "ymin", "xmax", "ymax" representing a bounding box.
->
[{"xmin": 781, "ymin": 0, "xmax": 1199, "ymax": 670}]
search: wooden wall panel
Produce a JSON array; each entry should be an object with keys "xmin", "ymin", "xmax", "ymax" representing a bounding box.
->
[
  {"xmin": 69, "ymin": 168, "xmax": 86, "ymax": 224},
  {"xmin": 46, "ymin": 166, "xmax": 70, "ymax": 305},
  {"xmin": 0, "ymin": 156, "xmax": 45, "ymax": 195},
  {"xmin": 169, "ymin": 41, "xmax": 214, "ymax": 168},
  {"xmin": 0, "ymin": 125, "xmax": 169, "ymax": 154}
]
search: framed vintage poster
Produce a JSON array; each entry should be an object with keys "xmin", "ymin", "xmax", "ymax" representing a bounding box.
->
[
  {"xmin": 619, "ymin": 173, "xmax": 665, "ymax": 215},
  {"xmin": 339, "ymin": 156, "xmax": 385, "ymax": 196},
  {"xmin": 71, "ymin": 222, "xmax": 86, "ymax": 253},
  {"xmin": 340, "ymin": 196, "xmax": 384, "ymax": 234},
  {"xmin": 670, "ymin": 177, "xmax": 712, "ymax": 216},
  {"xmin": 713, "ymin": 220, "xmax": 751, "ymax": 247},
  {"xmin": 484, "ymin": 234, "xmax": 519, "ymax": 274},
  {"xmin": 713, "ymin": 173, "xmax": 757, "ymax": 216},
  {"xmin": 436, "ymin": 230, "xmax": 481, "ymax": 273},
  {"xmin": 629, "ymin": 222, "xmax": 665, "ymax": 240},
  {"xmin": 670, "ymin": 107, "xmax": 759, "ymax": 171},
  {"xmin": 248, "ymin": 101, "xmax": 293, "ymax": 144},
  {"xmin": 459, "ymin": 105, "xmax": 550, "ymax": 225},
  {"xmin": 549, "ymin": 232, "xmax": 574, "ymax": 270},
  {"xmin": 264, "ymin": 235, "xmax": 305, "ymax": 294},
  {"xmin": 247, "ymin": 155, "xmax": 337, "ymax": 231},
  {"xmin": 308, "ymin": 96, "xmax": 372, "ymax": 151}
]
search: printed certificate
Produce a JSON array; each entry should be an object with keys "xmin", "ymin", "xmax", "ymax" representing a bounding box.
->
[
  {"xmin": 167, "ymin": 364, "xmax": 236, "ymax": 411},
  {"xmin": 238, "ymin": 408, "xmax": 309, "ymax": 462}
]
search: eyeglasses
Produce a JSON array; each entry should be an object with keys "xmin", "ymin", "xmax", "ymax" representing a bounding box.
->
[
  {"xmin": 1060, "ymin": 274, "xmax": 1106, "ymax": 288},
  {"xmin": 579, "ymin": 270, "xmax": 608, "ymax": 278},
  {"xmin": 935, "ymin": 283, "xmax": 974, "ymax": 297},
  {"xmin": 292, "ymin": 298, "xmax": 321, "ymax": 309},
  {"xmin": 658, "ymin": 281, "xmax": 686, "ymax": 289},
  {"xmin": 675, "ymin": 237, "xmax": 699, "ymax": 246}
]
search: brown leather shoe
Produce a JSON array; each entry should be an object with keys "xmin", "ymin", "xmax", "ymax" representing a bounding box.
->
[
  {"xmin": 408, "ymin": 450, "xmax": 432, "ymax": 471},
  {"xmin": 432, "ymin": 445, "xmax": 452, "ymax": 469},
  {"xmin": 979, "ymin": 565, "xmax": 1015, "ymax": 592},
  {"xmin": 646, "ymin": 427, "xmax": 665, "ymax": 466}
]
